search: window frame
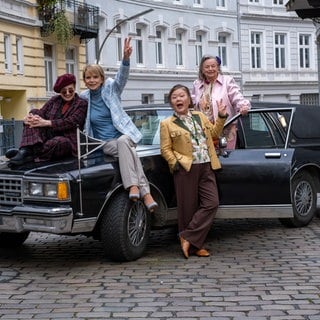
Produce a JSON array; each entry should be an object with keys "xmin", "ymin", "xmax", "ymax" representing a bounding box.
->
[
  {"xmin": 274, "ymin": 33, "xmax": 286, "ymax": 69},
  {"xmin": 195, "ymin": 32, "xmax": 203, "ymax": 67},
  {"xmin": 299, "ymin": 34, "xmax": 311, "ymax": 69},
  {"xmin": 135, "ymin": 25, "xmax": 145, "ymax": 65},
  {"xmin": 4, "ymin": 34, "xmax": 12, "ymax": 73},
  {"xmin": 218, "ymin": 33, "xmax": 228, "ymax": 68},
  {"xmin": 155, "ymin": 28, "xmax": 164, "ymax": 66},
  {"xmin": 175, "ymin": 30, "xmax": 184, "ymax": 68},
  {"xmin": 15, "ymin": 36, "xmax": 23, "ymax": 74},
  {"xmin": 44, "ymin": 43, "xmax": 56, "ymax": 93},
  {"xmin": 250, "ymin": 31, "xmax": 262, "ymax": 69}
]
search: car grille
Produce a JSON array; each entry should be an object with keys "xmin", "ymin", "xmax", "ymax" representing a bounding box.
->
[{"xmin": 0, "ymin": 177, "xmax": 22, "ymax": 206}]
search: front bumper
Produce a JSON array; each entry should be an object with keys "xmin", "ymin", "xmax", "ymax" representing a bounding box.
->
[{"xmin": 0, "ymin": 205, "xmax": 73, "ymax": 234}]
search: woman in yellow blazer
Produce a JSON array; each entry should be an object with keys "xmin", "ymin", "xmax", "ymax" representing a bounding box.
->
[{"xmin": 160, "ymin": 84, "xmax": 227, "ymax": 258}]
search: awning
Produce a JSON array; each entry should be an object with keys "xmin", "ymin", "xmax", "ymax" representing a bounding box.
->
[{"xmin": 286, "ymin": 0, "xmax": 320, "ymax": 19}]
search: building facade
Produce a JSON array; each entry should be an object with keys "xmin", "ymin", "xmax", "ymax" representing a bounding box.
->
[
  {"xmin": 86, "ymin": 0, "xmax": 318, "ymax": 106},
  {"xmin": 0, "ymin": 0, "xmax": 98, "ymax": 121},
  {"xmin": 239, "ymin": 0, "xmax": 318, "ymax": 105}
]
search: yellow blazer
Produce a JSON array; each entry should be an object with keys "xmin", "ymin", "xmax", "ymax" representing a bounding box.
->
[{"xmin": 160, "ymin": 111, "xmax": 226, "ymax": 173}]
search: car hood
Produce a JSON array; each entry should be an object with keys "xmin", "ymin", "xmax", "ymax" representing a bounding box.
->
[{"xmin": 0, "ymin": 144, "xmax": 160, "ymax": 177}]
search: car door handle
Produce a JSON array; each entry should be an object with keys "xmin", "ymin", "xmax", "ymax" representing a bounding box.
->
[{"xmin": 264, "ymin": 152, "xmax": 281, "ymax": 159}]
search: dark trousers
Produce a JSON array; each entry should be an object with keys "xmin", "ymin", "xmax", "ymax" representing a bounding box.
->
[
  {"xmin": 20, "ymin": 126, "xmax": 72, "ymax": 162},
  {"xmin": 174, "ymin": 162, "xmax": 219, "ymax": 250}
]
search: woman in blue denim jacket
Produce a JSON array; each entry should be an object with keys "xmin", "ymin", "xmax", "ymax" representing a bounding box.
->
[{"xmin": 80, "ymin": 37, "xmax": 157, "ymax": 212}]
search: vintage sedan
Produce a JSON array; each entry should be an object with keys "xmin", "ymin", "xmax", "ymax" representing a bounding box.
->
[{"xmin": 0, "ymin": 101, "xmax": 319, "ymax": 261}]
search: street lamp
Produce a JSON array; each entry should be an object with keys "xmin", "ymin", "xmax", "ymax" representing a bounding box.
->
[{"xmin": 96, "ymin": 8, "xmax": 154, "ymax": 64}]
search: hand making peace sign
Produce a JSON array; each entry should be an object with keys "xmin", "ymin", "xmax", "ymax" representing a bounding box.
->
[{"xmin": 123, "ymin": 37, "xmax": 133, "ymax": 60}]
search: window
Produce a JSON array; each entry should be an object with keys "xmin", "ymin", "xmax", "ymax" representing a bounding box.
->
[
  {"xmin": 194, "ymin": 0, "xmax": 201, "ymax": 5},
  {"xmin": 66, "ymin": 47, "xmax": 76, "ymax": 74},
  {"xmin": 4, "ymin": 34, "xmax": 12, "ymax": 72},
  {"xmin": 216, "ymin": 0, "xmax": 225, "ymax": 7},
  {"xmin": 141, "ymin": 94, "xmax": 154, "ymax": 104},
  {"xmin": 250, "ymin": 32, "xmax": 262, "ymax": 69},
  {"xmin": 66, "ymin": 0, "xmax": 73, "ymax": 9},
  {"xmin": 195, "ymin": 33, "xmax": 203, "ymax": 66},
  {"xmin": 218, "ymin": 34, "xmax": 227, "ymax": 67},
  {"xmin": 44, "ymin": 44, "xmax": 55, "ymax": 92},
  {"xmin": 274, "ymin": 33, "xmax": 286, "ymax": 69},
  {"xmin": 273, "ymin": 0, "xmax": 284, "ymax": 5},
  {"xmin": 136, "ymin": 26, "xmax": 144, "ymax": 65},
  {"xmin": 249, "ymin": 0, "xmax": 260, "ymax": 3},
  {"xmin": 175, "ymin": 31, "xmax": 184, "ymax": 67},
  {"xmin": 300, "ymin": 93, "xmax": 319, "ymax": 105},
  {"xmin": 299, "ymin": 34, "xmax": 310, "ymax": 68},
  {"xmin": 241, "ymin": 113, "xmax": 277, "ymax": 149},
  {"xmin": 155, "ymin": 29, "xmax": 164, "ymax": 66},
  {"xmin": 15, "ymin": 36, "xmax": 23, "ymax": 74},
  {"xmin": 115, "ymin": 22, "xmax": 122, "ymax": 62}
]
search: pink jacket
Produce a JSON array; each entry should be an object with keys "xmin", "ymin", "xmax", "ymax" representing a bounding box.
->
[{"xmin": 191, "ymin": 74, "xmax": 251, "ymax": 123}]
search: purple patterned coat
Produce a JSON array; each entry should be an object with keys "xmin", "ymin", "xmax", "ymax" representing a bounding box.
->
[{"xmin": 20, "ymin": 93, "xmax": 87, "ymax": 161}]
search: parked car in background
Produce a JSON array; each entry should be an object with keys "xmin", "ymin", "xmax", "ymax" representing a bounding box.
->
[{"xmin": 0, "ymin": 102, "xmax": 319, "ymax": 261}]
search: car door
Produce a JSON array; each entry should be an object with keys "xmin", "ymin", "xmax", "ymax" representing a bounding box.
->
[{"xmin": 216, "ymin": 109, "xmax": 294, "ymax": 206}]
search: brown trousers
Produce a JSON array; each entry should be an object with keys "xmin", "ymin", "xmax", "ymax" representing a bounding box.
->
[{"xmin": 174, "ymin": 162, "xmax": 219, "ymax": 250}]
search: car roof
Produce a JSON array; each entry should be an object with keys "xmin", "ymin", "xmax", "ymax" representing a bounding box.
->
[
  {"xmin": 124, "ymin": 101, "xmax": 315, "ymax": 111},
  {"xmin": 125, "ymin": 102, "xmax": 320, "ymax": 141}
]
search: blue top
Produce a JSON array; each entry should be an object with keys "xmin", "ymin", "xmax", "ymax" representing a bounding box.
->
[
  {"xmin": 80, "ymin": 61, "xmax": 142, "ymax": 144},
  {"xmin": 90, "ymin": 86, "xmax": 121, "ymax": 140}
]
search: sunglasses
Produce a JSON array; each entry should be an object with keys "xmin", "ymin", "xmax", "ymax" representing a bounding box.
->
[{"xmin": 61, "ymin": 88, "xmax": 75, "ymax": 95}]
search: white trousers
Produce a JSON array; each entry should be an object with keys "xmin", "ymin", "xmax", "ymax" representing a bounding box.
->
[{"xmin": 102, "ymin": 135, "xmax": 150, "ymax": 197}]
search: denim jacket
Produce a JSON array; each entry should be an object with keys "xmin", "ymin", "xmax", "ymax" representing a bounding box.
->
[{"xmin": 80, "ymin": 62, "xmax": 142, "ymax": 144}]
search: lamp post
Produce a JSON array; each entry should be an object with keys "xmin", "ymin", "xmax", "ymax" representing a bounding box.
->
[{"xmin": 96, "ymin": 8, "xmax": 153, "ymax": 64}]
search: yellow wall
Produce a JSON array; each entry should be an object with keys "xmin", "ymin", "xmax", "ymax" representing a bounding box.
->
[{"xmin": 0, "ymin": 0, "xmax": 89, "ymax": 121}]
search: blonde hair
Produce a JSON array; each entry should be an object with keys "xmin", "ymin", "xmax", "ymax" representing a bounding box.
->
[{"xmin": 82, "ymin": 64, "xmax": 105, "ymax": 82}]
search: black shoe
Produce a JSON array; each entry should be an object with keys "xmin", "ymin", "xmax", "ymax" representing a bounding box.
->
[
  {"xmin": 9, "ymin": 148, "xmax": 34, "ymax": 166},
  {"xmin": 5, "ymin": 148, "xmax": 19, "ymax": 159}
]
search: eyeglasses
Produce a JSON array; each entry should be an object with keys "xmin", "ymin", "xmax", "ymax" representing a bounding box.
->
[{"xmin": 61, "ymin": 88, "xmax": 75, "ymax": 95}]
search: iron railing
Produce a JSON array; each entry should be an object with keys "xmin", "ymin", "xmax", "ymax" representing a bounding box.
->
[{"xmin": 38, "ymin": 0, "xmax": 99, "ymax": 40}]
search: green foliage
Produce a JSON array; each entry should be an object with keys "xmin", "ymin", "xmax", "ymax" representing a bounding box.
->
[
  {"xmin": 53, "ymin": 11, "xmax": 73, "ymax": 48},
  {"xmin": 37, "ymin": 0, "xmax": 74, "ymax": 48}
]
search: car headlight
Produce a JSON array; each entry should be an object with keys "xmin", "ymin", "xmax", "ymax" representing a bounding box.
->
[{"xmin": 24, "ymin": 180, "xmax": 70, "ymax": 201}]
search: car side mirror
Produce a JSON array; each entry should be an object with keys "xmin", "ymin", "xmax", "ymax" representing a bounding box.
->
[{"xmin": 219, "ymin": 136, "xmax": 228, "ymax": 149}]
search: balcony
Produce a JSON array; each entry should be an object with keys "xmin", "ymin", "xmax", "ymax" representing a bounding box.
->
[{"xmin": 38, "ymin": 0, "xmax": 99, "ymax": 40}]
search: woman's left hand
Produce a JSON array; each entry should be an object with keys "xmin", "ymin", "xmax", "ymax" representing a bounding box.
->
[
  {"xmin": 123, "ymin": 37, "xmax": 133, "ymax": 60},
  {"xmin": 217, "ymin": 99, "xmax": 227, "ymax": 117},
  {"xmin": 239, "ymin": 104, "xmax": 250, "ymax": 115}
]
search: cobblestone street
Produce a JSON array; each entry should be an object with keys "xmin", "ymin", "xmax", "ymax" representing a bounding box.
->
[{"xmin": 0, "ymin": 217, "xmax": 320, "ymax": 319}]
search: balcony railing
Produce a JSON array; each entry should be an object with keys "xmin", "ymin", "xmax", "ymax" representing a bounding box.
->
[{"xmin": 38, "ymin": 0, "xmax": 99, "ymax": 40}]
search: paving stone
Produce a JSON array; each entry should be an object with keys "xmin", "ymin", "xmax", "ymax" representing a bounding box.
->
[{"xmin": 0, "ymin": 218, "xmax": 320, "ymax": 319}]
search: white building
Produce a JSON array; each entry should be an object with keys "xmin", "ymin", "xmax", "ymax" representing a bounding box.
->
[
  {"xmin": 85, "ymin": 0, "xmax": 318, "ymax": 106},
  {"xmin": 239, "ymin": 0, "xmax": 318, "ymax": 105}
]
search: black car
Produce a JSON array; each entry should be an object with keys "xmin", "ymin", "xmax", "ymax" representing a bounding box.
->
[{"xmin": 0, "ymin": 102, "xmax": 319, "ymax": 261}]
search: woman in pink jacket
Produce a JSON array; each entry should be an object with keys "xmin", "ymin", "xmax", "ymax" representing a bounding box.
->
[{"xmin": 191, "ymin": 55, "xmax": 251, "ymax": 149}]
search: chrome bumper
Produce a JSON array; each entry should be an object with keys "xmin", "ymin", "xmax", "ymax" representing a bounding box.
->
[{"xmin": 0, "ymin": 205, "xmax": 73, "ymax": 234}]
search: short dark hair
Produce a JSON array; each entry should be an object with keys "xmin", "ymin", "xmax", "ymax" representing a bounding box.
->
[{"xmin": 168, "ymin": 84, "xmax": 193, "ymax": 108}]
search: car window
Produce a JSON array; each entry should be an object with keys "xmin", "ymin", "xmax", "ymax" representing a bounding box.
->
[
  {"xmin": 238, "ymin": 112, "xmax": 279, "ymax": 149},
  {"xmin": 128, "ymin": 109, "xmax": 171, "ymax": 145}
]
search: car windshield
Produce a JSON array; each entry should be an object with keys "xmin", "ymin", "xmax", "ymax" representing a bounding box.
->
[{"xmin": 128, "ymin": 109, "xmax": 172, "ymax": 145}]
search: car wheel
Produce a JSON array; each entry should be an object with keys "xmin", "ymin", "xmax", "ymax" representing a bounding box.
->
[
  {"xmin": 100, "ymin": 191, "xmax": 150, "ymax": 262},
  {"xmin": 0, "ymin": 232, "xmax": 30, "ymax": 247},
  {"xmin": 280, "ymin": 172, "xmax": 316, "ymax": 227}
]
